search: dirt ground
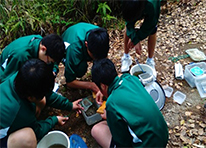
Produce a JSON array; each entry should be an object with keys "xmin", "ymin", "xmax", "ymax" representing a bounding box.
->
[{"xmin": 39, "ymin": 1, "xmax": 206, "ymax": 147}]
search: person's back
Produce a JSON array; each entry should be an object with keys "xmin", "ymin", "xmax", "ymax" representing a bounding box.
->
[
  {"xmin": 61, "ymin": 22, "xmax": 109, "ymax": 93},
  {"xmin": 0, "ymin": 59, "xmax": 55, "ymax": 147},
  {"xmin": 0, "ymin": 35, "xmax": 42, "ymax": 82},
  {"xmin": 91, "ymin": 58, "xmax": 168, "ymax": 147},
  {"xmin": 121, "ymin": 0, "xmax": 161, "ymax": 72},
  {"xmin": 106, "ymin": 73, "xmax": 168, "ymax": 147},
  {"xmin": 62, "ymin": 22, "xmax": 99, "ymax": 45},
  {"xmin": 61, "ymin": 22, "xmax": 99, "ymax": 81},
  {"xmin": 0, "ymin": 34, "xmax": 65, "ymax": 83},
  {"xmin": 122, "ymin": 0, "xmax": 160, "ymax": 44}
]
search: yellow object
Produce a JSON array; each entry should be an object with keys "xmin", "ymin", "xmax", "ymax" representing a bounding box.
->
[
  {"xmin": 92, "ymin": 92, "xmax": 96, "ymax": 98},
  {"xmin": 76, "ymin": 112, "xmax": 79, "ymax": 118},
  {"xmin": 96, "ymin": 101, "xmax": 106, "ymax": 114}
]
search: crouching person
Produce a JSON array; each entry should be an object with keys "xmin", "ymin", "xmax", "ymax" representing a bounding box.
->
[
  {"xmin": 91, "ymin": 58, "xmax": 168, "ymax": 147},
  {"xmin": 0, "ymin": 59, "xmax": 83, "ymax": 148}
]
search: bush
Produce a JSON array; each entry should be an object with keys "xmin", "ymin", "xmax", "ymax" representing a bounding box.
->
[{"xmin": 0, "ymin": 0, "xmax": 123, "ymax": 49}]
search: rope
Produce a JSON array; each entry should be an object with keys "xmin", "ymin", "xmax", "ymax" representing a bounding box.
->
[{"xmin": 168, "ymin": 54, "xmax": 190, "ymax": 62}]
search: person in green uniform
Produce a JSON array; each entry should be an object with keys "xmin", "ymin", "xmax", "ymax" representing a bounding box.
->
[
  {"xmin": 91, "ymin": 58, "xmax": 168, "ymax": 147},
  {"xmin": 0, "ymin": 59, "xmax": 83, "ymax": 148},
  {"xmin": 62, "ymin": 22, "xmax": 109, "ymax": 95},
  {"xmin": 121, "ymin": 0, "xmax": 161, "ymax": 72},
  {"xmin": 0, "ymin": 34, "xmax": 65, "ymax": 83}
]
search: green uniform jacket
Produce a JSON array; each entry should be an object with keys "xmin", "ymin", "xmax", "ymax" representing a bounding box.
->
[
  {"xmin": 106, "ymin": 73, "xmax": 168, "ymax": 147},
  {"xmin": 126, "ymin": 0, "xmax": 161, "ymax": 45},
  {"xmin": 0, "ymin": 35, "xmax": 59, "ymax": 83},
  {"xmin": 61, "ymin": 22, "xmax": 99, "ymax": 83},
  {"xmin": 0, "ymin": 74, "xmax": 73, "ymax": 140}
]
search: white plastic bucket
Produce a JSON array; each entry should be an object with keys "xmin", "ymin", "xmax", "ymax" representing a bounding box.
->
[
  {"xmin": 130, "ymin": 64, "xmax": 157, "ymax": 79},
  {"xmin": 37, "ymin": 130, "xmax": 70, "ymax": 148}
]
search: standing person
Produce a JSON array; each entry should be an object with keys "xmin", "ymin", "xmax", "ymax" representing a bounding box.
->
[
  {"xmin": 121, "ymin": 0, "xmax": 161, "ymax": 72},
  {"xmin": 0, "ymin": 34, "xmax": 65, "ymax": 83},
  {"xmin": 62, "ymin": 22, "xmax": 110, "ymax": 95},
  {"xmin": 0, "ymin": 59, "xmax": 83, "ymax": 148},
  {"xmin": 91, "ymin": 58, "xmax": 168, "ymax": 147}
]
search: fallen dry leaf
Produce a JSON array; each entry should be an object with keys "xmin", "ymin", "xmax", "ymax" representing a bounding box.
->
[
  {"xmin": 180, "ymin": 120, "xmax": 185, "ymax": 125},
  {"xmin": 185, "ymin": 111, "xmax": 193, "ymax": 116}
]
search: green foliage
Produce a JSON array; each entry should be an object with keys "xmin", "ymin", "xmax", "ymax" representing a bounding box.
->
[
  {"xmin": 96, "ymin": 2, "xmax": 117, "ymax": 28},
  {"xmin": 0, "ymin": 0, "xmax": 122, "ymax": 49}
]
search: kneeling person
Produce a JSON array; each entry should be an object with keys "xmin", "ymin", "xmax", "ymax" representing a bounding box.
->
[
  {"xmin": 91, "ymin": 58, "xmax": 168, "ymax": 147},
  {"xmin": 0, "ymin": 59, "xmax": 83, "ymax": 148}
]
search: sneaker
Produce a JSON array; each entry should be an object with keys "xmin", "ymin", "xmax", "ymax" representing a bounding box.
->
[
  {"xmin": 121, "ymin": 56, "xmax": 132, "ymax": 72},
  {"xmin": 146, "ymin": 58, "xmax": 155, "ymax": 70}
]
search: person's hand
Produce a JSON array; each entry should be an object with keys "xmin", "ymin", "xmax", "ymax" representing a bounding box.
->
[
  {"xmin": 127, "ymin": 39, "xmax": 135, "ymax": 49},
  {"xmin": 53, "ymin": 71, "xmax": 57, "ymax": 77},
  {"xmin": 134, "ymin": 42, "xmax": 142, "ymax": 55},
  {"xmin": 127, "ymin": 39, "xmax": 142, "ymax": 55},
  {"xmin": 57, "ymin": 116, "xmax": 69, "ymax": 126},
  {"xmin": 72, "ymin": 99, "xmax": 84, "ymax": 113},
  {"xmin": 95, "ymin": 91, "xmax": 104, "ymax": 105},
  {"xmin": 90, "ymin": 82, "xmax": 100, "ymax": 93},
  {"xmin": 101, "ymin": 109, "xmax": 107, "ymax": 120}
]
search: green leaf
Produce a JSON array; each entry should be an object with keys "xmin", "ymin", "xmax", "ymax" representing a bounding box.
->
[
  {"xmin": 10, "ymin": 21, "xmax": 20, "ymax": 33},
  {"xmin": 104, "ymin": 4, "xmax": 111, "ymax": 13}
]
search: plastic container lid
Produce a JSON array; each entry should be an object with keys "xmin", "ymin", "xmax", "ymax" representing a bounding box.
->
[
  {"xmin": 144, "ymin": 81, "xmax": 166, "ymax": 110},
  {"xmin": 173, "ymin": 91, "xmax": 186, "ymax": 104},
  {"xmin": 163, "ymin": 85, "xmax": 174, "ymax": 98},
  {"xmin": 190, "ymin": 66, "xmax": 204, "ymax": 76}
]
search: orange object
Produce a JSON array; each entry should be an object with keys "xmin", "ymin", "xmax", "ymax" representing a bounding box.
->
[{"xmin": 96, "ymin": 101, "xmax": 106, "ymax": 114}]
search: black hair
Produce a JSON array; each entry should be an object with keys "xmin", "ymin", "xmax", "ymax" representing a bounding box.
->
[
  {"xmin": 41, "ymin": 34, "xmax": 65, "ymax": 63},
  {"xmin": 92, "ymin": 58, "xmax": 117, "ymax": 89},
  {"xmin": 122, "ymin": 0, "xmax": 146, "ymax": 22},
  {"xmin": 86, "ymin": 28, "xmax": 109, "ymax": 59},
  {"xmin": 15, "ymin": 59, "xmax": 55, "ymax": 100}
]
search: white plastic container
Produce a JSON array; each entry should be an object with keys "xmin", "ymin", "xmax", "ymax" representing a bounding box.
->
[
  {"xmin": 175, "ymin": 62, "xmax": 184, "ymax": 80},
  {"xmin": 195, "ymin": 75, "xmax": 206, "ymax": 98},
  {"xmin": 163, "ymin": 85, "xmax": 174, "ymax": 98},
  {"xmin": 184, "ymin": 62, "xmax": 206, "ymax": 88},
  {"xmin": 37, "ymin": 130, "xmax": 70, "ymax": 148},
  {"xmin": 173, "ymin": 91, "xmax": 186, "ymax": 104}
]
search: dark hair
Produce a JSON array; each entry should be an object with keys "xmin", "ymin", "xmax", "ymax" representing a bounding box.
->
[
  {"xmin": 122, "ymin": 0, "xmax": 146, "ymax": 22},
  {"xmin": 86, "ymin": 28, "xmax": 109, "ymax": 59},
  {"xmin": 15, "ymin": 59, "xmax": 55, "ymax": 100},
  {"xmin": 92, "ymin": 58, "xmax": 117, "ymax": 89},
  {"xmin": 41, "ymin": 34, "xmax": 65, "ymax": 63}
]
